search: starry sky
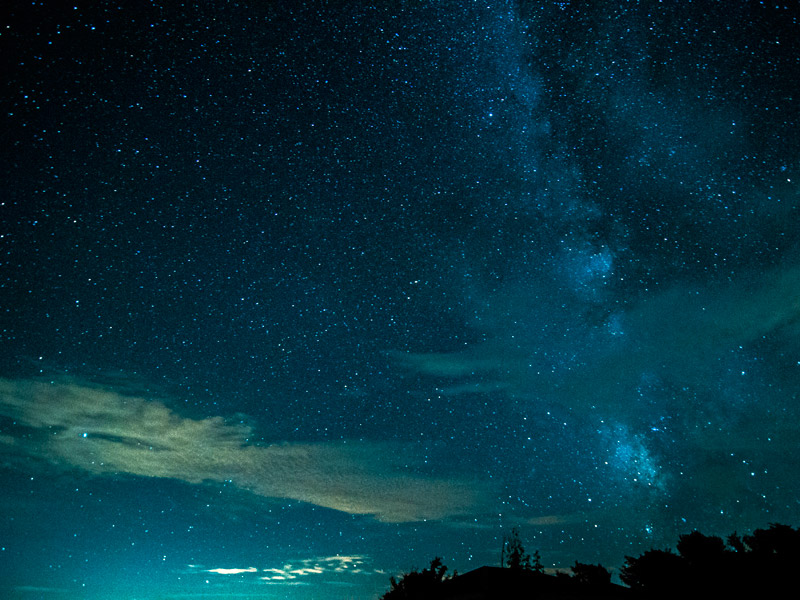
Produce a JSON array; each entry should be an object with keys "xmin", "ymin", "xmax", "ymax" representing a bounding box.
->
[{"xmin": 1, "ymin": 1, "xmax": 799, "ymax": 598}]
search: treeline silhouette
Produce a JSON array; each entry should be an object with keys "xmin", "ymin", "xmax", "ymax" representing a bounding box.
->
[
  {"xmin": 620, "ymin": 523, "xmax": 800, "ymax": 598},
  {"xmin": 381, "ymin": 523, "xmax": 800, "ymax": 599}
]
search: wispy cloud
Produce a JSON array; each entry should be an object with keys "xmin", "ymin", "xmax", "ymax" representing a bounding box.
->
[
  {"xmin": 394, "ymin": 261, "xmax": 800, "ymax": 411},
  {"xmin": 525, "ymin": 514, "xmax": 587, "ymax": 527},
  {"xmin": 0, "ymin": 378, "xmax": 490, "ymax": 522},
  {"xmin": 393, "ymin": 351, "xmax": 503, "ymax": 378}
]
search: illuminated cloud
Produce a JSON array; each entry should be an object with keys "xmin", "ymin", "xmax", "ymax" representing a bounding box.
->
[
  {"xmin": 260, "ymin": 555, "xmax": 372, "ymax": 581},
  {"xmin": 0, "ymin": 378, "xmax": 489, "ymax": 522},
  {"xmin": 193, "ymin": 555, "xmax": 376, "ymax": 585},
  {"xmin": 207, "ymin": 567, "xmax": 258, "ymax": 575}
]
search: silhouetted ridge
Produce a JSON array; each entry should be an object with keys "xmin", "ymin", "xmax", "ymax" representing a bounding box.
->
[
  {"xmin": 382, "ymin": 523, "xmax": 800, "ymax": 599},
  {"xmin": 441, "ymin": 566, "xmax": 628, "ymax": 599}
]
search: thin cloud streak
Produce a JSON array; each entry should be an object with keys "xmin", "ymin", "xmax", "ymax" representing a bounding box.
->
[{"xmin": 394, "ymin": 261, "xmax": 800, "ymax": 410}]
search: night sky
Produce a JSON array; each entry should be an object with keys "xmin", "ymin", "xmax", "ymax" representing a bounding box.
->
[{"xmin": 2, "ymin": 1, "xmax": 799, "ymax": 598}]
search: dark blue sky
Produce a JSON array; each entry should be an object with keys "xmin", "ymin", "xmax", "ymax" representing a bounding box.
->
[{"xmin": 2, "ymin": 1, "xmax": 799, "ymax": 598}]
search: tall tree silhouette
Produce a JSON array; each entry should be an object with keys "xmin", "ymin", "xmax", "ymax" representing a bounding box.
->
[
  {"xmin": 502, "ymin": 527, "xmax": 531, "ymax": 570},
  {"xmin": 531, "ymin": 548, "xmax": 544, "ymax": 573},
  {"xmin": 381, "ymin": 557, "xmax": 450, "ymax": 600}
]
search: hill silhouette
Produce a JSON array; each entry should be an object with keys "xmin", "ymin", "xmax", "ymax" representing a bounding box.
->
[
  {"xmin": 381, "ymin": 523, "xmax": 800, "ymax": 599},
  {"xmin": 444, "ymin": 566, "xmax": 628, "ymax": 599}
]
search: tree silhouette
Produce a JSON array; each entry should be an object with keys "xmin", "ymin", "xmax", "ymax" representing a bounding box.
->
[
  {"xmin": 531, "ymin": 548, "xmax": 544, "ymax": 573},
  {"xmin": 502, "ymin": 527, "xmax": 531, "ymax": 570},
  {"xmin": 619, "ymin": 548, "xmax": 686, "ymax": 593},
  {"xmin": 676, "ymin": 531, "xmax": 730, "ymax": 592},
  {"xmin": 676, "ymin": 531, "xmax": 726, "ymax": 564},
  {"xmin": 618, "ymin": 524, "xmax": 800, "ymax": 596},
  {"xmin": 743, "ymin": 523, "xmax": 800, "ymax": 557},
  {"xmin": 381, "ymin": 557, "xmax": 450, "ymax": 600},
  {"xmin": 727, "ymin": 531, "xmax": 747, "ymax": 554},
  {"xmin": 571, "ymin": 561, "xmax": 611, "ymax": 585},
  {"xmin": 740, "ymin": 523, "xmax": 800, "ymax": 592}
]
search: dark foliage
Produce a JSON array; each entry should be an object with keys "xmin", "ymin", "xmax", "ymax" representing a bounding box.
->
[
  {"xmin": 620, "ymin": 548, "xmax": 685, "ymax": 592},
  {"xmin": 676, "ymin": 530, "xmax": 726, "ymax": 564},
  {"xmin": 571, "ymin": 561, "xmax": 612, "ymax": 585},
  {"xmin": 620, "ymin": 523, "xmax": 800, "ymax": 598},
  {"xmin": 743, "ymin": 522, "xmax": 800, "ymax": 557},
  {"xmin": 381, "ymin": 557, "xmax": 450, "ymax": 600}
]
